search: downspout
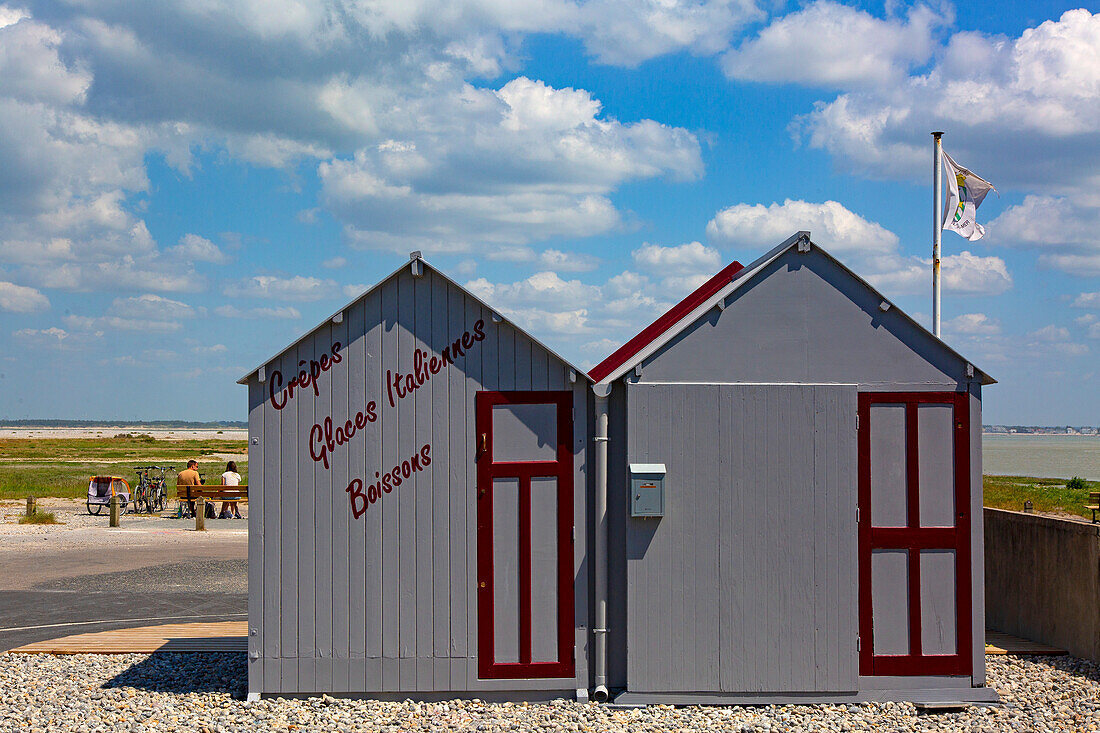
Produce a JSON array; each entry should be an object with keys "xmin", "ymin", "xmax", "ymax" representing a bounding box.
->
[{"xmin": 592, "ymin": 382, "xmax": 611, "ymax": 702}]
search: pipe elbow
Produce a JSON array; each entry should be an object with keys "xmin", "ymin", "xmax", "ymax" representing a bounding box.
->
[{"xmin": 592, "ymin": 685, "xmax": 610, "ymax": 703}]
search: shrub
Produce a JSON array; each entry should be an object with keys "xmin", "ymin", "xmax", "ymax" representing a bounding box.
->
[
  {"xmin": 19, "ymin": 511, "xmax": 60, "ymax": 525},
  {"xmin": 1067, "ymin": 476, "xmax": 1087, "ymax": 491}
]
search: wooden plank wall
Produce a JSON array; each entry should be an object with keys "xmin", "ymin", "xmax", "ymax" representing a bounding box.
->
[
  {"xmin": 249, "ymin": 265, "xmax": 587, "ymax": 695},
  {"xmin": 624, "ymin": 383, "xmax": 857, "ymax": 694}
]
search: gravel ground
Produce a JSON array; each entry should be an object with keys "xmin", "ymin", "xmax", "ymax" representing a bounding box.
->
[
  {"xmin": 0, "ymin": 498, "xmax": 247, "ymax": 533},
  {"xmin": 0, "ymin": 653, "xmax": 1097, "ymax": 732}
]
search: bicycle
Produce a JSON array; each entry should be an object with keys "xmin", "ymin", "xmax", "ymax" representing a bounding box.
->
[
  {"xmin": 132, "ymin": 466, "xmax": 172, "ymax": 513},
  {"xmin": 149, "ymin": 466, "xmax": 172, "ymax": 512},
  {"xmin": 131, "ymin": 467, "xmax": 152, "ymax": 513}
]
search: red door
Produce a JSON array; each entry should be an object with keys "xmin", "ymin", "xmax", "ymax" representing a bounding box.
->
[
  {"xmin": 858, "ymin": 391, "xmax": 972, "ymax": 676},
  {"xmin": 476, "ymin": 391, "xmax": 575, "ymax": 679}
]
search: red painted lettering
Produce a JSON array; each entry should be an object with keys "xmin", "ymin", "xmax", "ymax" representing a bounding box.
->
[
  {"xmin": 269, "ymin": 370, "xmax": 287, "ymax": 410},
  {"xmin": 345, "ymin": 478, "xmax": 367, "ymax": 519},
  {"xmin": 267, "ymin": 341, "xmax": 344, "ymax": 412},
  {"xmin": 344, "ymin": 443, "xmax": 433, "ymax": 520},
  {"xmin": 309, "ymin": 424, "xmax": 329, "ymax": 469}
]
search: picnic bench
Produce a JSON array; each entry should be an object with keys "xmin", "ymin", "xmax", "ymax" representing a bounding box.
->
[
  {"xmin": 176, "ymin": 484, "xmax": 248, "ymax": 515},
  {"xmin": 1087, "ymin": 491, "xmax": 1099, "ymax": 523}
]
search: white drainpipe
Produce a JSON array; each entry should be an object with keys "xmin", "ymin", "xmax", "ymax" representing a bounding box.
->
[{"xmin": 592, "ymin": 383, "xmax": 611, "ymax": 702}]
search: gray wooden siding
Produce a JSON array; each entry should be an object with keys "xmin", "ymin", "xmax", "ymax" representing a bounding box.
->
[
  {"xmin": 248, "ymin": 264, "xmax": 588, "ymax": 695},
  {"xmin": 637, "ymin": 247, "xmax": 974, "ymax": 389},
  {"xmin": 623, "ymin": 383, "xmax": 857, "ymax": 694}
]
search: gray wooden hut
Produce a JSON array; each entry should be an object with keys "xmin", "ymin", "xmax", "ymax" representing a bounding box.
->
[
  {"xmin": 588, "ymin": 231, "xmax": 995, "ymax": 704},
  {"xmin": 239, "ymin": 254, "xmax": 592, "ymax": 700},
  {"xmin": 241, "ymin": 232, "xmax": 996, "ymax": 705}
]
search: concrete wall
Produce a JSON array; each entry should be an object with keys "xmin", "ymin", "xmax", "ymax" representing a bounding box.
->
[{"xmin": 985, "ymin": 508, "xmax": 1100, "ymax": 662}]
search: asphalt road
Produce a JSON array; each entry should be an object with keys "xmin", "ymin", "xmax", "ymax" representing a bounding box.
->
[{"xmin": 0, "ymin": 504, "xmax": 247, "ymax": 651}]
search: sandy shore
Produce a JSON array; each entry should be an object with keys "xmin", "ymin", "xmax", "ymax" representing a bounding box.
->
[{"xmin": 0, "ymin": 427, "xmax": 247, "ymax": 440}]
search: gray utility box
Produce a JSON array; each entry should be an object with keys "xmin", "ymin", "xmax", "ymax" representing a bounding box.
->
[{"xmin": 629, "ymin": 463, "xmax": 666, "ymax": 517}]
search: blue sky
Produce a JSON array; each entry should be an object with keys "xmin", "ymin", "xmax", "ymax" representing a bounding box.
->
[{"xmin": 1, "ymin": 1, "xmax": 1099, "ymax": 424}]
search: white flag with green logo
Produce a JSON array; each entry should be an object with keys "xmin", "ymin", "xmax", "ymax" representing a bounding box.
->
[{"xmin": 942, "ymin": 150, "xmax": 996, "ymax": 241}]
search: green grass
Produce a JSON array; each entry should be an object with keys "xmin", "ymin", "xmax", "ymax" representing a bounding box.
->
[
  {"xmin": 983, "ymin": 475, "xmax": 1099, "ymax": 519},
  {"xmin": 0, "ymin": 436, "xmax": 246, "ymax": 461},
  {"xmin": 0, "ymin": 437, "xmax": 247, "ymax": 500},
  {"xmin": 19, "ymin": 510, "xmax": 60, "ymax": 525}
]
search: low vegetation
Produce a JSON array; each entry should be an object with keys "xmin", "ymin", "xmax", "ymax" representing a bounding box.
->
[
  {"xmin": 0, "ymin": 436, "xmax": 246, "ymax": 461},
  {"xmin": 0, "ymin": 436, "xmax": 247, "ymax": 500},
  {"xmin": 983, "ymin": 474, "xmax": 1099, "ymax": 519},
  {"xmin": 19, "ymin": 511, "xmax": 60, "ymax": 525}
]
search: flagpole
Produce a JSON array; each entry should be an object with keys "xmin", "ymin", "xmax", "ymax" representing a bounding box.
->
[{"xmin": 932, "ymin": 131, "xmax": 944, "ymax": 338}]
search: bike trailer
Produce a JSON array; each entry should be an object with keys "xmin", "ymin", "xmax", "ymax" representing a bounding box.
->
[{"xmin": 87, "ymin": 476, "xmax": 130, "ymax": 513}]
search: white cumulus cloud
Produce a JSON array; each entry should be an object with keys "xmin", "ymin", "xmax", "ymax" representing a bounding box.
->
[
  {"xmin": 706, "ymin": 198, "xmax": 1011, "ymax": 297},
  {"xmin": 723, "ymin": 2, "xmax": 944, "ymax": 87},
  {"xmin": 227, "ymin": 275, "xmax": 339, "ymax": 301},
  {"xmin": 707, "ymin": 199, "xmax": 898, "ymax": 255},
  {"xmin": 171, "ymin": 234, "xmax": 229, "ymax": 264},
  {"xmin": 0, "ymin": 280, "xmax": 49, "ymax": 312}
]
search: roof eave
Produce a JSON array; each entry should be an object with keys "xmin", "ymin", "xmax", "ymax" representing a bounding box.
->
[{"xmin": 238, "ymin": 255, "xmax": 593, "ymax": 385}]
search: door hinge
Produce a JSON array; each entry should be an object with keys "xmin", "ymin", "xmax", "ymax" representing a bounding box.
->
[
  {"xmin": 571, "ymin": 526, "xmax": 575, "ymax": 543},
  {"xmin": 855, "ymin": 414, "xmax": 859, "ymax": 430},
  {"xmin": 857, "ymin": 636, "xmax": 861, "ymax": 652},
  {"xmin": 856, "ymin": 507, "xmax": 860, "ymax": 524}
]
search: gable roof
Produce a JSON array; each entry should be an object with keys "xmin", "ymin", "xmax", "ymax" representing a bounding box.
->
[
  {"xmin": 590, "ymin": 231, "xmax": 995, "ymax": 386},
  {"xmin": 587, "ymin": 259, "xmax": 746, "ymax": 383},
  {"xmin": 238, "ymin": 254, "xmax": 592, "ymax": 385}
]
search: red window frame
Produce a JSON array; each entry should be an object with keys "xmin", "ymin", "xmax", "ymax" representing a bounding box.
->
[
  {"xmin": 475, "ymin": 390, "xmax": 575, "ymax": 680},
  {"xmin": 858, "ymin": 391, "xmax": 972, "ymax": 676}
]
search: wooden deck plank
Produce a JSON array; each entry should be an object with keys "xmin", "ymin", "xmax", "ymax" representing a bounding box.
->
[
  {"xmin": 985, "ymin": 630, "xmax": 1066, "ymax": 656},
  {"xmin": 8, "ymin": 621, "xmax": 247, "ymax": 654}
]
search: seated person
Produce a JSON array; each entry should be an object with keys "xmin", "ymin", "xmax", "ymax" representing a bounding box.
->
[
  {"xmin": 219, "ymin": 460, "xmax": 243, "ymax": 519},
  {"xmin": 176, "ymin": 459, "xmax": 201, "ymax": 517}
]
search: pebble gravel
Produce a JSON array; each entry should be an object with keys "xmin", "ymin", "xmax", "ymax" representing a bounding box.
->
[{"xmin": 0, "ymin": 652, "xmax": 1097, "ymax": 732}]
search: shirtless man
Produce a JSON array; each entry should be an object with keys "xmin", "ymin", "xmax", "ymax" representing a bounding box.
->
[{"xmin": 176, "ymin": 459, "xmax": 201, "ymax": 517}]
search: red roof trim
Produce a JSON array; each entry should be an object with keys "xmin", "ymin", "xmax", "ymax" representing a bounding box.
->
[{"xmin": 589, "ymin": 260, "xmax": 744, "ymax": 383}]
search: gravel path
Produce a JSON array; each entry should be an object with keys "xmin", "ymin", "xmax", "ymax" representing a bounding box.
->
[{"xmin": 0, "ymin": 653, "xmax": 1097, "ymax": 732}]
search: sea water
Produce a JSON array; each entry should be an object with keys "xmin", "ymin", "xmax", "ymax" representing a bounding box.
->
[{"xmin": 982, "ymin": 434, "xmax": 1100, "ymax": 480}]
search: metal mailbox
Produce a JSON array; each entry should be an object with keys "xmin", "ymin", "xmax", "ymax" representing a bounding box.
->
[{"xmin": 629, "ymin": 463, "xmax": 666, "ymax": 517}]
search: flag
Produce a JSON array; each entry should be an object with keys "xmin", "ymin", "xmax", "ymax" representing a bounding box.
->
[{"xmin": 941, "ymin": 150, "xmax": 996, "ymax": 241}]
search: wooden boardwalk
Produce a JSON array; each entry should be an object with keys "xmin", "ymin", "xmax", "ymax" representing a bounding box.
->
[
  {"xmin": 5, "ymin": 623, "xmax": 1065, "ymax": 658},
  {"xmin": 7, "ymin": 621, "xmax": 247, "ymax": 654},
  {"xmin": 985, "ymin": 631, "xmax": 1066, "ymax": 656}
]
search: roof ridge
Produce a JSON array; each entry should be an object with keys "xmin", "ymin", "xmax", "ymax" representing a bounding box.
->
[{"xmin": 588, "ymin": 259, "xmax": 744, "ymax": 383}]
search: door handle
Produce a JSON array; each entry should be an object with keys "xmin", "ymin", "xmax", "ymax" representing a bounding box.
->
[{"xmin": 479, "ymin": 433, "xmax": 488, "ymax": 454}]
